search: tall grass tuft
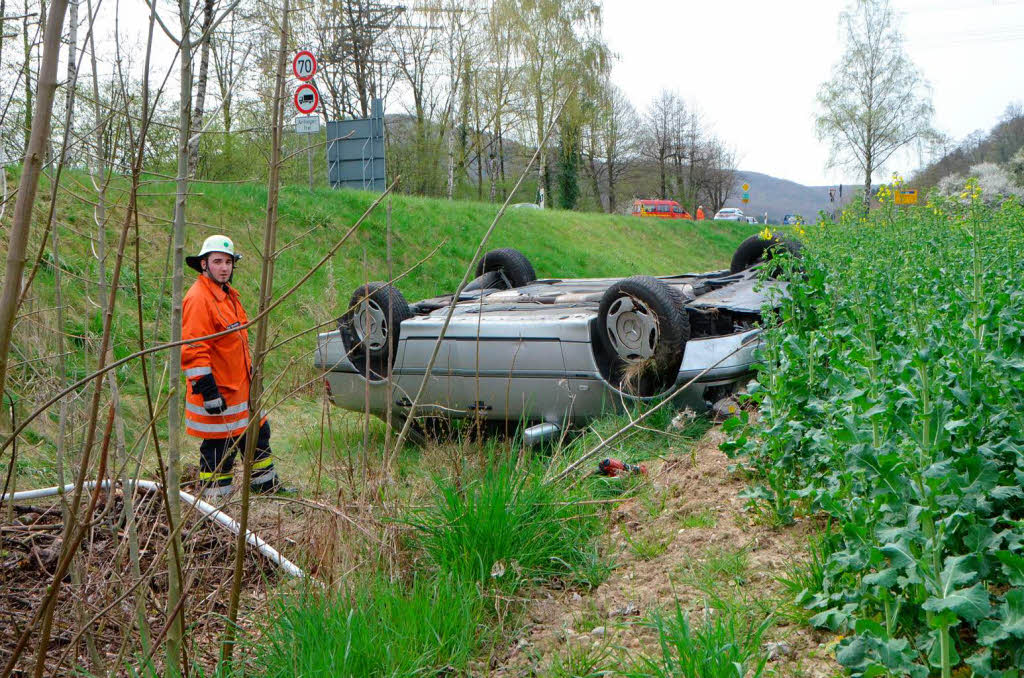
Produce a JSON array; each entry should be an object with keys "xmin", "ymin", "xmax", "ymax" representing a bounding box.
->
[
  {"xmin": 628, "ymin": 602, "xmax": 771, "ymax": 678},
  {"xmin": 253, "ymin": 575, "xmax": 486, "ymax": 677},
  {"xmin": 415, "ymin": 454, "xmax": 602, "ymax": 588}
]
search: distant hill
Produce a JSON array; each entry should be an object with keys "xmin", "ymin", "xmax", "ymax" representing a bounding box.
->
[
  {"xmin": 724, "ymin": 170, "xmax": 855, "ymax": 224},
  {"xmin": 911, "ymin": 105, "xmax": 1024, "ymax": 190}
]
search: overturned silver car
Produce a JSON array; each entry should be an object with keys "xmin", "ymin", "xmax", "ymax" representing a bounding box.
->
[{"xmin": 315, "ymin": 235, "xmax": 793, "ymax": 442}]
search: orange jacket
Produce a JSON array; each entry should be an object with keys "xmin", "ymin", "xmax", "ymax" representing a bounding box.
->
[
  {"xmin": 696, "ymin": 208, "xmax": 705, "ymax": 220},
  {"xmin": 181, "ymin": 274, "xmax": 260, "ymax": 439}
]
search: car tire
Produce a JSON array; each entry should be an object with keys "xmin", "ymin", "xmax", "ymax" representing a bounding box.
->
[
  {"xmin": 475, "ymin": 248, "xmax": 537, "ymax": 288},
  {"xmin": 729, "ymin": 233, "xmax": 803, "ymax": 274},
  {"xmin": 338, "ymin": 282, "xmax": 412, "ymax": 380},
  {"xmin": 596, "ymin": 276, "xmax": 690, "ymax": 396}
]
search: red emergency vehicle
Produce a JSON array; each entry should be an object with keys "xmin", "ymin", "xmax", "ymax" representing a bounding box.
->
[{"xmin": 631, "ymin": 199, "xmax": 692, "ymax": 219}]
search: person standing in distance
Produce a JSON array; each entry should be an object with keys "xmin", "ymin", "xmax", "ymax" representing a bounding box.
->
[
  {"xmin": 696, "ymin": 205, "xmax": 705, "ymax": 220},
  {"xmin": 181, "ymin": 235, "xmax": 285, "ymax": 499}
]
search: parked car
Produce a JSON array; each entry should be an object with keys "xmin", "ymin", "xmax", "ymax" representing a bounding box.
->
[
  {"xmin": 782, "ymin": 214, "xmax": 804, "ymax": 225},
  {"xmin": 745, "ymin": 216, "xmax": 759, "ymax": 225},
  {"xmin": 315, "ymin": 237, "xmax": 795, "ymax": 445},
  {"xmin": 713, "ymin": 208, "xmax": 745, "ymax": 221},
  {"xmin": 631, "ymin": 199, "xmax": 692, "ymax": 219}
]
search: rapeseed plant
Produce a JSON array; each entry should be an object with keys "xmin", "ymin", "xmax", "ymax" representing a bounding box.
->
[{"xmin": 723, "ymin": 197, "xmax": 1024, "ymax": 676}]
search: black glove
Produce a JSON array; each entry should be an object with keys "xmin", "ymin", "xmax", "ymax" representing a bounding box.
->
[{"xmin": 192, "ymin": 373, "xmax": 226, "ymax": 414}]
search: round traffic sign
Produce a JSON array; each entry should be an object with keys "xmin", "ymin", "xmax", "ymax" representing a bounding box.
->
[
  {"xmin": 293, "ymin": 51, "xmax": 317, "ymax": 82},
  {"xmin": 294, "ymin": 83, "xmax": 319, "ymax": 114},
  {"xmin": 742, "ymin": 183, "xmax": 750, "ymax": 191}
]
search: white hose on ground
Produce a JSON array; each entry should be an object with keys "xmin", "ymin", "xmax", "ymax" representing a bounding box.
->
[{"xmin": 2, "ymin": 479, "xmax": 308, "ymax": 579}]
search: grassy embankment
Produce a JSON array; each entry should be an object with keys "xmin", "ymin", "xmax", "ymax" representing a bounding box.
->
[
  {"xmin": 725, "ymin": 183, "xmax": 1024, "ymax": 675},
  {"xmin": 11, "ymin": 172, "xmax": 753, "ymax": 490}
]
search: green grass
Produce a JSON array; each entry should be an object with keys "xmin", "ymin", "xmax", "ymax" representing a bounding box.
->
[
  {"xmin": 676, "ymin": 545, "xmax": 750, "ymax": 588},
  {"xmin": 414, "ymin": 452, "xmax": 603, "ymax": 589},
  {"xmin": 252, "ymin": 575, "xmax": 487, "ymax": 677},
  {"xmin": 627, "ymin": 602, "xmax": 770, "ymax": 678},
  {"xmin": 676, "ymin": 508, "xmax": 717, "ymax": 530},
  {"xmin": 622, "ymin": 526, "xmax": 671, "ymax": 561},
  {"xmin": 547, "ymin": 642, "xmax": 623, "ymax": 678}
]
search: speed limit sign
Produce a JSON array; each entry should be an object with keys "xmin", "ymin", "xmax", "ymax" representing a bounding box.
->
[{"xmin": 293, "ymin": 51, "xmax": 316, "ymax": 82}]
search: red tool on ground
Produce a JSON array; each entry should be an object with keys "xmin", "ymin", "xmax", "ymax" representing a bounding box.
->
[{"xmin": 597, "ymin": 458, "xmax": 648, "ymax": 477}]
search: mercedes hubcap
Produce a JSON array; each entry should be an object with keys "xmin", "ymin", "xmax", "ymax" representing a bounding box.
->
[
  {"xmin": 605, "ymin": 296, "xmax": 658, "ymax": 361},
  {"xmin": 354, "ymin": 299, "xmax": 388, "ymax": 351}
]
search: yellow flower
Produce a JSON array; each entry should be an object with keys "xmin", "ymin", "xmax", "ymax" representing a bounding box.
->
[{"xmin": 758, "ymin": 227, "xmax": 773, "ymax": 241}]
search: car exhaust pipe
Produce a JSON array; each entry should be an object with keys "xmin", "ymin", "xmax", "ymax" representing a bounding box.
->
[{"xmin": 523, "ymin": 422, "xmax": 561, "ymax": 447}]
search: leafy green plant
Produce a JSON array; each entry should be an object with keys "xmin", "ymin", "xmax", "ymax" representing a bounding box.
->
[
  {"xmin": 724, "ymin": 183, "xmax": 1024, "ymax": 675},
  {"xmin": 627, "ymin": 603, "xmax": 770, "ymax": 678}
]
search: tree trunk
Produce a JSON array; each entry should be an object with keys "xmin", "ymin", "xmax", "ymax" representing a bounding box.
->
[
  {"xmin": 586, "ymin": 154, "xmax": 603, "ymax": 212},
  {"xmin": 863, "ymin": 152, "xmax": 873, "ymax": 210},
  {"xmin": 607, "ymin": 156, "xmax": 617, "ymax": 214},
  {"xmin": 22, "ymin": 1, "xmax": 32, "ymax": 152},
  {"xmin": 221, "ymin": 0, "xmax": 288, "ymax": 665},
  {"xmin": 166, "ymin": 0, "xmax": 194, "ymax": 669},
  {"xmin": 446, "ymin": 125, "xmax": 455, "ymax": 199},
  {"xmin": 187, "ymin": 0, "xmax": 214, "ymax": 176},
  {"xmin": 0, "ymin": 0, "xmax": 68, "ymax": 429},
  {"xmin": 497, "ymin": 117, "xmax": 506, "ymax": 196},
  {"xmin": 659, "ymin": 157, "xmax": 666, "ymax": 199},
  {"xmin": 0, "ymin": 0, "xmax": 6, "ymax": 77}
]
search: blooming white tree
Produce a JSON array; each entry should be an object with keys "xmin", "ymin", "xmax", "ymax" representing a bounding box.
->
[{"xmin": 937, "ymin": 163, "xmax": 1017, "ymax": 204}]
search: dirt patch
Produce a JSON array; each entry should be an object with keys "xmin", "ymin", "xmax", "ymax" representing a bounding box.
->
[{"xmin": 494, "ymin": 427, "xmax": 843, "ymax": 677}]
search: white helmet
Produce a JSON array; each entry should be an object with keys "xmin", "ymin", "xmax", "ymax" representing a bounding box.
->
[{"xmin": 186, "ymin": 235, "xmax": 241, "ymax": 273}]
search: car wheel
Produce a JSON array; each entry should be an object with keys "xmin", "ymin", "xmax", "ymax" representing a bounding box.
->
[
  {"xmin": 475, "ymin": 248, "xmax": 537, "ymax": 289},
  {"xmin": 338, "ymin": 282, "xmax": 412, "ymax": 380},
  {"xmin": 596, "ymin": 276, "xmax": 690, "ymax": 396},
  {"xmin": 729, "ymin": 233, "xmax": 803, "ymax": 274}
]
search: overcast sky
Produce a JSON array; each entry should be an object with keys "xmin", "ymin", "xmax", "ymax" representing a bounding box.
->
[{"xmin": 603, "ymin": 0, "xmax": 1024, "ymax": 187}]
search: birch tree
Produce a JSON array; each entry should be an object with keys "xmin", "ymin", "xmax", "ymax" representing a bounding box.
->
[{"xmin": 815, "ymin": 0, "xmax": 935, "ymax": 209}]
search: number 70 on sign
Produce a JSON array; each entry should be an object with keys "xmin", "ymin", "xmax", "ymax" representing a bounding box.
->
[{"xmin": 293, "ymin": 51, "xmax": 317, "ymax": 81}]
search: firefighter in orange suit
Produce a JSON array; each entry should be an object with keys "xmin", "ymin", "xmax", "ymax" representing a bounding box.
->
[{"xmin": 182, "ymin": 235, "xmax": 282, "ymax": 499}]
